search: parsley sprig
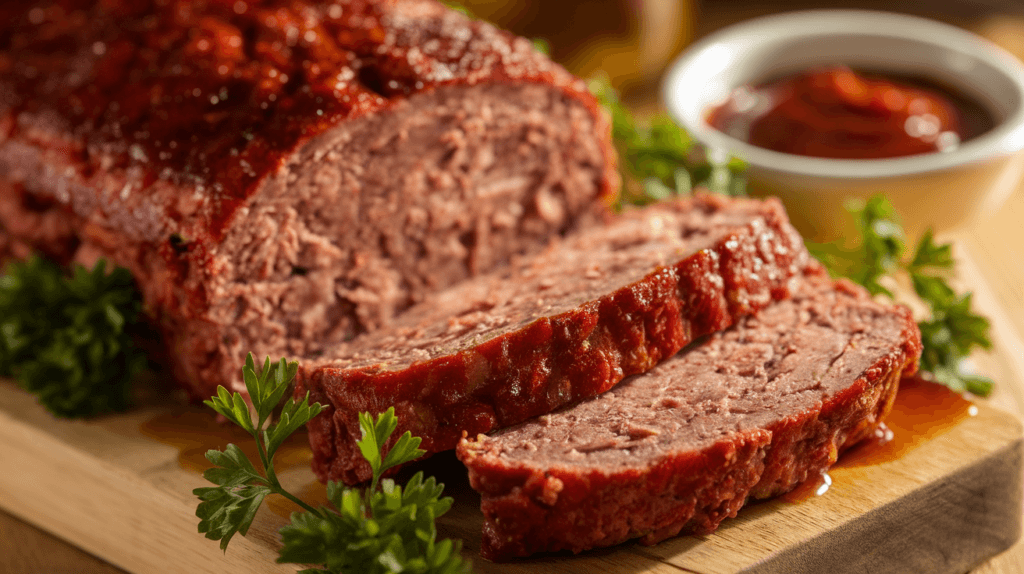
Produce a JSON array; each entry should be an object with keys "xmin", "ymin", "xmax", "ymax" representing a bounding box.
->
[
  {"xmin": 809, "ymin": 197, "xmax": 993, "ymax": 396},
  {"xmin": 598, "ymin": 84, "xmax": 993, "ymax": 395},
  {"xmin": 591, "ymin": 76, "xmax": 747, "ymax": 205},
  {"xmin": 0, "ymin": 256, "xmax": 146, "ymax": 417},
  {"xmin": 195, "ymin": 355, "xmax": 319, "ymax": 548},
  {"xmin": 195, "ymin": 354, "xmax": 469, "ymax": 574}
]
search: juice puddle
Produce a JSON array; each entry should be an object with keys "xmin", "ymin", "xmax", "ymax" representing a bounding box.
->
[
  {"xmin": 837, "ymin": 375, "xmax": 976, "ymax": 469},
  {"xmin": 783, "ymin": 376, "xmax": 975, "ymax": 502},
  {"xmin": 781, "ymin": 472, "xmax": 832, "ymax": 503},
  {"xmin": 139, "ymin": 409, "xmax": 312, "ymax": 473}
]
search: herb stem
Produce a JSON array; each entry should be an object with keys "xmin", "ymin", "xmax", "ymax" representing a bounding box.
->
[
  {"xmin": 256, "ymin": 435, "xmax": 319, "ymax": 515},
  {"xmin": 197, "ymin": 357, "xmax": 467, "ymax": 573},
  {"xmin": 366, "ymin": 474, "xmax": 380, "ymax": 513},
  {"xmin": 274, "ymin": 484, "xmax": 320, "ymax": 515}
]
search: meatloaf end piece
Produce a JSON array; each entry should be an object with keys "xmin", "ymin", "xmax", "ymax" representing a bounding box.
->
[
  {"xmin": 300, "ymin": 194, "xmax": 818, "ymax": 484},
  {"xmin": 456, "ymin": 278, "xmax": 922, "ymax": 561},
  {"xmin": 0, "ymin": 0, "xmax": 617, "ymax": 399}
]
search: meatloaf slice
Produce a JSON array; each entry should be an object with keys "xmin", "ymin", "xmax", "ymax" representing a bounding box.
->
[
  {"xmin": 300, "ymin": 194, "xmax": 817, "ymax": 485},
  {"xmin": 456, "ymin": 278, "xmax": 922, "ymax": 561},
  {"xmin": 0, "ymin": 0, "xmax": 616, "ymax": 399}
]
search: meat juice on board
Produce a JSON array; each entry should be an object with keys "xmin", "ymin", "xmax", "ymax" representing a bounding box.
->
[
  {"xmin": 783, "ymin": 376, "xmax": 976, "ymax": 503},
  {"xmin": 139, "ymin": 410, "xmax": 311, "ymax": 474}
]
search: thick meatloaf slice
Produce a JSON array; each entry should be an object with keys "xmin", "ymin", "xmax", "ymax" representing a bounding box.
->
[
  {"xmin": 456, "ymin": 278, "xmax": 922, "ymax": 561},
  {"xmin": 300, "ymin": 194, "xmax": 817, "ymax": 485},
  {"xmin": 0, "ymin": 0, "xmax": 616, "ymax": 399}
]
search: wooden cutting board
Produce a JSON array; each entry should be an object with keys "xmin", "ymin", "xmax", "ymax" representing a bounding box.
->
[{"xmin": 0, "ymin": 372, "xmax": 1020, "ymax": 574}]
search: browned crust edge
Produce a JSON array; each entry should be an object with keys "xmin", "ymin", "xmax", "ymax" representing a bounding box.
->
[
  {"xmin": 301, "ymin": 195, "xmax": 821, "ymax": 485},
  {"xmin": 456, "ymin": 285, "xmax": 921, "ymax": 561}
]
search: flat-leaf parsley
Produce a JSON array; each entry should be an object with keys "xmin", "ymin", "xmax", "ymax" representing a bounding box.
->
[
  {"xmin": 195, "ymin": 354, "xmax": 470, "ymax": 574},
  {"xmin": 809, "ymin": 197, "xmax": 993, "ymax": 396}
]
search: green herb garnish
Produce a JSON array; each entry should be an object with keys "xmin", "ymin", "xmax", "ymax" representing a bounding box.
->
[
  {"xmin": 440, "ymin": 0, "xmax": 470, "ymax": 16},
  {"xmin": 531, "ymin": 37, "xmax": 551, "ymax": 56},
  {"xmin": 810, "ymin": 197, "xmax": 993, "ymax": 396},
  {"xmin": 195, "ymin": 354, "xmax": 469, "ymax": 574},
  {"xmin": 597, "ymin": 82, "xmax": 993, "ymax": 395},
  {"xmin": 591, "ymin": 76, "xmax": 747, "ymax": 205},
  {"xmin": 0, "ymin": 256, "xmax": 146, "ymax": 417}
]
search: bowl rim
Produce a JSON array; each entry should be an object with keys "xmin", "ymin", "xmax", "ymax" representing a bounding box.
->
[{"xmin": 662, "ymin": 9, "xmax": 1024, "ymax": 179}]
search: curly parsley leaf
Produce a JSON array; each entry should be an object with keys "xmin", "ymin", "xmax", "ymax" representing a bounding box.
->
[
  {"xmin": 590, "ymin": 76, "xmax": 747, "ymax": 205},
  {"xmin": 531, "ymin": 37, "xmax": 551, "ymax": 55},
  {"xmin": 358, "ymin": 409, "xmax": 426, "ymax": 496},
  {"xmin": 195, "ymin": 354, "xmax": 322, "ymax": 550},
  {"xmin": 277, "ymin": 408, "xmax": 465, "ymax": 574},
  {"xmin": 439, "ymin": 0, "xmax": 470, "ymax": 16},
  {"xmin": 196, "ymin": 355, "xmax": 468, "ymax": 574},
  {"xmin": 809, "ymin": 197, "xmax": 994, "ymax": 396},
  {"xmin": 278, "ymin": 470, "xmax": 464, "ymax": 574},
  {"xmin": 195, "ymin": 443, "xmax": 272, "ymax": 551},
  {"xmin": 917, "ymin": 290, "xmax": 993, "ymax": 397},
  {"xmin": 908, "ymin": 229, "xmax": 954, "ymax": 272},
  {"xmin": 588, "ymin": 72, "xmax": 991, "ymax": 395},
  {"xmin": 205, "ymin": 384, "xmax": 257, "ymax": 435},
  {"xmin": 0, "ymin": 256, "xmax": 146, "ymax": 418},
  {"xmin": 267, "ymin": 390, "xmax": 321, "ymax": 462},
  {"xmin": 848, "ymin": 197, "xmax": 905, "ymax": 297}
]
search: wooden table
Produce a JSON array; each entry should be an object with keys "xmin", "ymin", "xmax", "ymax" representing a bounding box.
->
[
  {"xmin": 2, "ymin": 188, "xmax": 1022, "ymax": 574},
  {"xmin": 924, "ymin": 19, "xmax": 1024, "ymax": 574},
  {"xmin": 3, "ymin": 9, "xmax": 1024, "ymax": 574},
  {"xmin": 945, "ymin": 162, "xmax": 1024, "ymax": 574}
]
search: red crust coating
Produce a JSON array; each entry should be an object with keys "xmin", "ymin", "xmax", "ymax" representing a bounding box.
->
[
  {"xmin": 0, "ymin": 0, "xmax": 610, "ymax": 239},
  {"xmin": 300, "ymin": 195, "xmax": 819, "ymax": 485},
  {"xmin": 457, "ymin": 279, "xmax": 922, "ymax": 561},
  {"xmin": 0, "ymin": 0, "xmax": 617, "ymax": 397}
]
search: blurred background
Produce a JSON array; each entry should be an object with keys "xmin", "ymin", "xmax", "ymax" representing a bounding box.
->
[
  {"xmin": 453, "ymin": 0, "xmax": 1024, "ymax": 352},
  {"xmin": 455, "ymin": 0, "xmax": 1024, "ymax": 107},
  {"xmin": 454, "ymin": 0, "xmax": 1024, "ymax": 486},
  {"xmin": 4, "ymin": 3, "xmax": 1024, "ymax": 573}
]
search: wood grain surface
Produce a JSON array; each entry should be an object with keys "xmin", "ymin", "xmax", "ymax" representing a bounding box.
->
[
  {"xmin": 1, "ymin": 217, "xmax": 1023, "ymax": 574},
  {"xmin": 3, "ymin": 6, "xmax": 1024, "ymax": 574},
  {"xmin": 0, "ymin": 360, "xmax": 1021, "ymax": 574},
  {"xmin": 2, "ymin": 166, "xmax": 1024, "ymax": 574},
  {"xmin": 0, "ymin": 509, "xmax": 125, "ymax": 574}
]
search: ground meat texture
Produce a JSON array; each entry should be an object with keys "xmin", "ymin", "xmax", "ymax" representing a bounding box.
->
[
  {"xmin": 300, "ymin": 194, "xmax": 818, "ymax": 485},
  {"xmin": 0, "ymin": 0, "xmax": 617, "ymax": 399},
  {"xmin": 456, "ymin": 279, "xmax": 922, "ymax": 561}
]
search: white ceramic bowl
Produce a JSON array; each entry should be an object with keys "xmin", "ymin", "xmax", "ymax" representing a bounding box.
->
[{"xmin": 663, "ymin": 9, "xmax": 1024, "ymax": 241}]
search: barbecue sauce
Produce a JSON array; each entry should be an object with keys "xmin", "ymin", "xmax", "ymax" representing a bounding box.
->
[{"xmin": 707, "ymin": 66, "xmax": 994, "ymax": 159}]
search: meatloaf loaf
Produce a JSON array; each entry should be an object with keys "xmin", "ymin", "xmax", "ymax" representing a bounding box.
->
[
  {"xmin": 456, "ymin": 278, "xmax": 922, "ymax": 561},
  {"xmin": 0, "ymin": 0, "xmax": 617, "ymax": 399},
  {"xmin": 300, "ymin": 193, "xmax": 818, "ymax": 485}
]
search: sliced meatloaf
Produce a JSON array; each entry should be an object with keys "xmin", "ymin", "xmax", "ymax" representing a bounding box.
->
[
  {"xmin": 0, "ymin": 0, "xmax": 617, "ymax": 399},
  {"xmin": 300, "ymin": 194, "xmax": 818, "ymax": 485},
  {"xmin": 456, "ymin": 278, "xmax": 922, "ymax": 561}
]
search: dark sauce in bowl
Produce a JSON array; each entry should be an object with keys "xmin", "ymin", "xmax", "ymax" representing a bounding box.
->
[{"xmin": 707, "ymin": 66, "xmax": 996, "ymax": 159}]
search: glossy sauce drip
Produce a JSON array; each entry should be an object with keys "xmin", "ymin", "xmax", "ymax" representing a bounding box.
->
[
  {"xmin": 783, "ymin": 376, "xmax": 975, "ymax": 503},
  {"xmin": 139, "ymin": 409, "xmax": 311, "ymax": 474},
  {"xmin": 781, "ymin": 471, "xmax": 832, "ymax": 503},
  {"xmin": 837, "ymin": 376, "xmax": 975, "ymax": 468}
]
